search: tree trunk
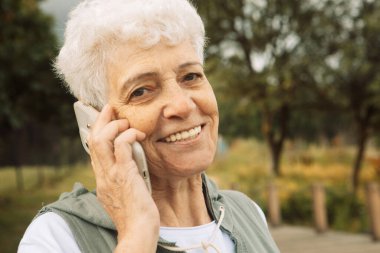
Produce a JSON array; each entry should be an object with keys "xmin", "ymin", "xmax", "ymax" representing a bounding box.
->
[
  {"xmin": 352, "ymin": 129, "xmax": 367, "ymax": 192},
  {"xmin": 269, "ymin": 141, "xmax": 283, "ymax": 176},
  {"xmin": 263, "ymin": 104, "xmax": 289, "ymax": 176},
  {"xmin": 352, "ymin": 106, "xmax": 374, "ymax": 192}
]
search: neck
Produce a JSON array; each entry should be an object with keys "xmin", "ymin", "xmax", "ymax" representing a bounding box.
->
[{"xmin": 151, "ymin": 173, "xmax": 212, "ymax": 227}]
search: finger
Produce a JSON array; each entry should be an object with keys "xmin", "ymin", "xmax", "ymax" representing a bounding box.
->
[
  {"xmin": 98, "ymin": 119, "xmax": 130, "ymax": 141},
  {"xmin": 89, "ymin": 119, "xmax": 130, "ymax": 173},
  {"xmin": 114, "ymin": 128, "xmax": 146, "ymax": 164},
  {"xmin": 91, "ymin": 104, "xmax": 113, "ymax": 134}
]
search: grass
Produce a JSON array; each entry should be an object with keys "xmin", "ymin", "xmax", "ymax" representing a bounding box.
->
[
  {"xmin": 0, "ymin": 164, "xmax": 95, "ymax": 253},
  {"xmin": 208, "ymin": 139, "xmax": 380, "ymax": 232},
  {"xmin": 209, "ymin": 139, "xmax": 378, "ymax": 191},
  {"xmin": 1, "ymin": 139, "xmax": 379, "ymax": 252}
]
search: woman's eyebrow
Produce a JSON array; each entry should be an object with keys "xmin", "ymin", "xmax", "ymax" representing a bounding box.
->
[
  {"xmin": 122, "ymin": 72, "xmax": 158, "ymax": 88},
  {"xmin": 177, "ymin": 62, "xmax": 203, "ymax": 70},
  {"xmin": 121, "ymin": 62, "xmax": 202, "ymax": 90}
]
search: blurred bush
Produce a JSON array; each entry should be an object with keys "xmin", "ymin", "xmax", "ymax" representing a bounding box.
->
[{"xmin": 209, "ymin": 138, "xmax": 378, "ymax": 233}]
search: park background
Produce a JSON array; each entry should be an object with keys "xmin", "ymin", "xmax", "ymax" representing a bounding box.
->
[{"xmin": 1, "ymin": 0, "xmax": 380, "ymax": 252}]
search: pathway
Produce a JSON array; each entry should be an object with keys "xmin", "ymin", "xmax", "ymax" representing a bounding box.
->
[{"xmin": 271, "ymin": 225, "xmax": 380, "ymax": 253}]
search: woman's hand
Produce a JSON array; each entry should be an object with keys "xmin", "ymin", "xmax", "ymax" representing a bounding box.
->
[{"xmin": 87, "ymin": 104, "xmax": 159, "ymax": 252}]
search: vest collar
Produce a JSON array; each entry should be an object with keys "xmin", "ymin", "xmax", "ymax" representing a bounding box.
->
[
  {"xmin": 201, "ymin": 173, "xmax": 234, "ymax": 233},
  {"xmin": 44, "ymin": 175, "xmax": 234, "ymax": 241},
  {"xmin": 41, "ymin": 182, "xmax": 116, "ymax": 230}
]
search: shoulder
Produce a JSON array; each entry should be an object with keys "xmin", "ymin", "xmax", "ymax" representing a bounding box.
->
[
  {"xmin": 18, "ymin": 212, "xmax": 81, "ymax": 253},
  {"xmin": 219, "ymin": 190, "xmax": 267, "ymax": 226},
  {"xmin": 219, "ymin": 189, "xmax": 256, "ymax": 210}
]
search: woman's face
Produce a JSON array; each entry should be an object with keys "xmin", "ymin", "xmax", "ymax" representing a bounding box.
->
[{"xmin": 106, "ymin": 40, "xmax": 219, "ymax": 180}]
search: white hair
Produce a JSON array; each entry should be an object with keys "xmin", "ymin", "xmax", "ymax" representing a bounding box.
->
[{"xmin": 55, "ymin": 0, "xmax": 205, "ymax": 109}]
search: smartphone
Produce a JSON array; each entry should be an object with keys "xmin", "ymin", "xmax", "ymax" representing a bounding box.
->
[{"xmin": 73, "ymin": 101, "xmax": 152, "ymax": 194}]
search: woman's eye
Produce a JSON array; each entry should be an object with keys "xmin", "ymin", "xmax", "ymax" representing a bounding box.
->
[
  {"xmin": 131, "ymin": 87, "xmax": 147, "ymax": 98},
  {"xmin": 183, "ymin": 73, "xmax": 201, "ymax": 82}
]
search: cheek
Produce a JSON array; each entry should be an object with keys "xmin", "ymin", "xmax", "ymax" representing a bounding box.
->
[
  {"xmin": 195, "ymin": 87, "xmax": 219, "ymax": 140},
  {"xmin": 198, "ymin": 87, "xmax": 219, "ymax": 122},
  {"xmin": 118, "ymin": 106, "xmax": 158, "ymax": 135}
]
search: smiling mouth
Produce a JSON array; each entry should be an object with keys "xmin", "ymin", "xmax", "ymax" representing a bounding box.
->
[{"xmin": 161, "ymin": 125, "xmax": 203, "ymax": 143}]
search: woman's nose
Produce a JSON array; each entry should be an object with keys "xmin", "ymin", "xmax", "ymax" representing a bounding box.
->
[{"xmin": 162, "ymin": 86, "xmax": 196, "ymax": 119}]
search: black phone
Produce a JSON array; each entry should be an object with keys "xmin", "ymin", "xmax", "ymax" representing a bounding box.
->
[{"xmin": 73, "ymin": 101, "xmax": 152, "ymax": 193}]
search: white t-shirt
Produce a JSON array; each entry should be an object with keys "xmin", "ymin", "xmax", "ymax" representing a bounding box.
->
[
  {"xmin": 18, "ymin": 212, "xmax": 81, "ymax": 253},
  {"xmin": 160, "ymin": 221, "xmax": 235, "ymax": 253},
  {"xmin": 18, "ymin": 202, "xmax": 266, "ymax": 253}
]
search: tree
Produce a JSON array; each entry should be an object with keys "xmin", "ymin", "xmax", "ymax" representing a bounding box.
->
[
  {"xmin": 196, "ymin": 0, "xmax": 380, "ymax": 188},
  {"xmin": 206, "ymin": 58, "xmax": 263, "ymax": 140},
  {"xmin": 0, "ymin": 0, "xmax": 79, "ymax": 188},
  {"xmin": 195, "ymin": 0, "xmax": 327, "ymax": 176},
  {"xmin": 318, "ymin": 0, "xmax": 380, "ymax": 191}
]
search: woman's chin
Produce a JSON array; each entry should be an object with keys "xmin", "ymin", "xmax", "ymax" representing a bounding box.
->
[
  {"xmin": 171, "ymin": 157, "xmax": 213, "ymax": 176},
  {"xmin": 150, "ymin": 153, "xmax": 214, "ymax": 179}
]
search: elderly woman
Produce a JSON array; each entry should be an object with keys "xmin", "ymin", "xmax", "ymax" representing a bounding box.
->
[{"xmin": 19, "ymin": 0, "xmax": 279, "ymax": 252}]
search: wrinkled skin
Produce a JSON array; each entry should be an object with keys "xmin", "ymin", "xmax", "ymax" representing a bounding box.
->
[{"xmin": 88, "ymin": 40, "xmax": 219, "ymax": 252}]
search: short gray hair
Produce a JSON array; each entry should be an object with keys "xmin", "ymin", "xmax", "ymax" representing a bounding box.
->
[{"xmin": 55, "ymin": 0, "xmax": 205, "ymax": 109}]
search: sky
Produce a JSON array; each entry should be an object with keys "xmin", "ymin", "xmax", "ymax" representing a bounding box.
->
[{"xmin": 39, "ymin": 0, "xmax": 81, "ymax": 43}]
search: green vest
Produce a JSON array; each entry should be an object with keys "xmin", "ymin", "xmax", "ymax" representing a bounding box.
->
[{"xmin": 37, "ymin": 174, "xmax": 280, "ymax": 253}]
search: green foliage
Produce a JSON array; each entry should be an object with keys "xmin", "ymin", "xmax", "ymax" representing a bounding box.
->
[
  {"xmin": 195, "ymin": 0, "xmax": 352, "ymax": 175},
  {"xmin": 209, "ymin": 139, "xmax": 378, "ymax": 233},
  {"xmin": 326, "ymin": 187, "xmax": 368, "ymax": 232},
  {"xmin": 207, "ymin": 59, "xmax": 262, "ymax": 139},
  {"xmin": 0, "ymin": 0, "xmax": 80, "ymax": 166},
  {"xmin": 318, "ymin": 0, "xmax": 380, "ymax": 189},
  {"xmin": 1, "ymin": 0, "xmax": 57, "ymax": 128},
  {"xmin": 195, "ymin": 0, "xmax": 380, "ymax": 179},
  {"xmin": 282, "ymin": 189, "xmax": 313, "ymax": 226},
  {"xmin": 0, "ymin": 164, "xmax": 95, "ymax": 253}
]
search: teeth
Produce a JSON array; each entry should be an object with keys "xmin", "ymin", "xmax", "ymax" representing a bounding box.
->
[
  {"xmin": 181, "ymin": 131, "xmax": 189, "ymax": 139},
  {"xmin": 165, "ymin": 126, "xmax": 202, "ymax": 143}
]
